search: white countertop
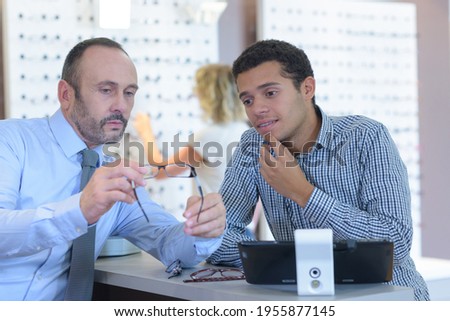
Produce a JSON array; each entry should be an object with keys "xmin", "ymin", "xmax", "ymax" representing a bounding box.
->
[{"xmin": 94, "ymin": 252, "xmax": 414, "ymax": 301}]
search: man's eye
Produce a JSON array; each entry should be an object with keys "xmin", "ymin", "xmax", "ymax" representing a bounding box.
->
[
  {"xmin": 100, "ymin": 88, "xmax": 112, "ymax": 94},
  {"xmin": 266, "ymin": 90, "xmax": 277, "ymax": 97},
  {"xmin": 242, "ymin": 98, "xmax": 253, "ymax": 106}
]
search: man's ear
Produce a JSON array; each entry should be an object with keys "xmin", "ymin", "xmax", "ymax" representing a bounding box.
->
[
  {"xmin": 302, "ymin": 76, "xmax": 316, "ymax": 100},
  {"xmin": 58, "ymin": 79, "xmax": 74, "ymax": 111}
]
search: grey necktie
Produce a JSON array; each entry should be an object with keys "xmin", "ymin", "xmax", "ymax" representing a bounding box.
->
[{"xmin": 64, "ymin": 149, "xmax": 99, "ymax": 301}]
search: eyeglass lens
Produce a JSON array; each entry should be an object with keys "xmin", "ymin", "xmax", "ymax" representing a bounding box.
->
[
  {"xmin": 182, "ymin": 268, "xmax": 245, "ymax": 282},
  {"xmin": 193, "ymin": 269, "xmax": 243, "ymax": 279},
  {"xmin": 136, "ymin": 163, "xmax": 204, "ymax": 223},
  {"xmin": 143, "ymin": 163, "xmax": 193, "ymax": 179}
]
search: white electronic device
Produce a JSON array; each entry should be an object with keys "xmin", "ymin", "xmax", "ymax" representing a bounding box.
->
[
  {"xmin": 99, "ymin": 236, "xmax": 141, "ymax": 257},
  {"xmin": 294, "ymin": 229, "xmax": 335, "ymax": 296}
]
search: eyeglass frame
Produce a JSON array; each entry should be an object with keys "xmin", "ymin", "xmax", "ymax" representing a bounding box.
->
[
  {"xmin": 132, "ymin": 163, "xmax": 204, "ymax": 223},
  {"xmin": 182, "ymin": 268, "xmax": 245, "ymax": 283},
  {"xmin": 165, "ymin": 259, "xmax": 183, "ymax": 279}
]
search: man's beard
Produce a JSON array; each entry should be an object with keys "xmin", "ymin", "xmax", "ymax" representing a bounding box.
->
[{"xmin": 70, "ymin": 97, "xmax": 128, "ymax": 145}]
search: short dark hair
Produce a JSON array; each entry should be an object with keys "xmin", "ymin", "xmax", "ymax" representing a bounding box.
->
[
  {"xmin": 61, "ymin": 37, "xmax": 128, "ymax": 97},
  {"xmin": 232, "ymin": 39, "xmax": 315, "ymax": 100}
]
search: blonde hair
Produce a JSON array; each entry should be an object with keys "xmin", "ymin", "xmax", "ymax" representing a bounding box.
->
[{"xmin": 194, "ymin": 64, "xmax": 246, "ymax": 124}]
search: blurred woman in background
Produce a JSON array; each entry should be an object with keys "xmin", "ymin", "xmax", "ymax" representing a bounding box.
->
[
  {"xmin": 134, "ymin": 64, "xmax": 249, "ymax": 193},
  {"xmin": 134, "ymin": 64, "xmax": 261, "ymax": 235}
]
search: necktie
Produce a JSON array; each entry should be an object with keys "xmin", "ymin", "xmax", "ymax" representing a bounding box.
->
[{"xmin": 64, "ymin": 149, "xmax": 99, "ymax": 301}]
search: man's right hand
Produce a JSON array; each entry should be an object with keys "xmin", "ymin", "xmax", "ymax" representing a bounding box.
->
[{"xmin": 79, "ymin": 159, "xmax": 147, "ymax": 224}]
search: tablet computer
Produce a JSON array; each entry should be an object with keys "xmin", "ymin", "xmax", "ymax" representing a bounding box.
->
[{"xmin": 238, "ymin": 239, "xmax": 393, "ymax": 284}]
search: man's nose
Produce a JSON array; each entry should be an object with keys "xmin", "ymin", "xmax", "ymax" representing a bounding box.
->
[
  {"xmin": 252, "ymin": 98, "xmax": 270, "ymax": 115},
  {"xmin": 111, "ymin": 93, "xmax": 129, "ymax": 114}
]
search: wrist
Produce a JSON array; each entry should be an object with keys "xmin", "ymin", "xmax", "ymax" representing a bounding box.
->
[{"xmin": 292, "ymin": 184, "xmax": 314, "ymax": 208}]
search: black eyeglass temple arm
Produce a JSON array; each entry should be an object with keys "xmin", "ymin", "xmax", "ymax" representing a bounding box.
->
[
  {"xmin": 193, "ymin": 174, "xmax": 204, "ymax": 223},
  {"xmin": 132, "ymin": 180, "xmax": 150, "ymax": 223}
]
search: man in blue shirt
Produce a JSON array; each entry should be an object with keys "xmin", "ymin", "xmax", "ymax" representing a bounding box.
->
[
  {"xmin": 207, "ymin": 39, "xmax": 429, "ymax": 300},
  {"xmin": 0, "ymin": 37, "xmax": 225, "ymax": 300}
]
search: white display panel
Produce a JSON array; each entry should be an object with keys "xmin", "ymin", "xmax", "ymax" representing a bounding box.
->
[{"xmin": 258, "ymin": 0, "xmax": 421, "ymax": 257}]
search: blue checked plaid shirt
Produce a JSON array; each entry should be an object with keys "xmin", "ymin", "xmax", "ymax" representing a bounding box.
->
[{"xmin": 208, "ymin": 108, "xmax": 429, "ymax": 300}]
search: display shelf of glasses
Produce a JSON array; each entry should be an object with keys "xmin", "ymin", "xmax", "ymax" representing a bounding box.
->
[{"xmin": 94, "ymin": 252, "xmax": 414, "ymax": 301}]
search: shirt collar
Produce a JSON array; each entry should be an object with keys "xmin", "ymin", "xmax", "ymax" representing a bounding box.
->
[
  {"xmin": 49, "ymin": 109, "xmax": 114, "ymax": 164},
  {"xmin": 313, "ymin": 107, "xmax": 334, "ymax": 151},
  {"xmin": 49, "ymin": 109, "xmax": 87, "ymax": 159}
]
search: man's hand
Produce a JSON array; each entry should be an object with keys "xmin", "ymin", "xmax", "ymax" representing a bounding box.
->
[
  {"xmin": 259, "ymin": 134, "xmax": 314, "ymax": 207},
  {"xmin": 183, "ymin": 193, "xmax": 226, "ymax": 238},
  {"xmin": 79, "ymin": 159, "xmax": 147, "ymax": 224}
]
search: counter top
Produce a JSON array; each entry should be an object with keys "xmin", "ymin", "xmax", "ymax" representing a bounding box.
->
[{"xmin": 94, "ymin": 252, "xmax": 414, "ymax": 301}]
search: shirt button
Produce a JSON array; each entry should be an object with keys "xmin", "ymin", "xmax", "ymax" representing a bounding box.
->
[
  {"xmin": 76, "ymin": 227, "xmax": 82, "ymax": 234},
  {"xmin": 37, "ymin": 274, "xmax": 42, "ymax": 280}
]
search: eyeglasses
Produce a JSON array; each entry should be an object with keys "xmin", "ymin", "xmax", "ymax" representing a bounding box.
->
[
  {"xmin": 183, "ymin": 268, "xmax": 245, "ymax": 283},
  {"xmin": 165, "ymin": 259, "xmax": 183, "ymax": 279},
  {"xmin": 132, "ymin": 163, "xmax": 204, "ymax": 223}
]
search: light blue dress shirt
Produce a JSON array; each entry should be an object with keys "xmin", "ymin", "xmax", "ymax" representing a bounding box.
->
[{"xmin": 0, "ymin": 109, "xmax": 222, "ymax": 300}]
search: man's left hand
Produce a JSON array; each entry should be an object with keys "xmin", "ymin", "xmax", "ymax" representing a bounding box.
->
[{"xmin": 183, "ymin": 193, "xmax": 225, "ymax": 238}]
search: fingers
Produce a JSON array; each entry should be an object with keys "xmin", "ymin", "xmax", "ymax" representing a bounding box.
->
[
  {"xmin": 104, "ymin": 176, "xmax": 137, "ymax": 203},
  {"xmin": 80, "ymin": 158, "xmax": 148, "ymax": 223},
  {"xmin": 104, "ymin": 158, "xmax": 147, "ymax": 187},
  {"xmin": 183, "ymin": 194, "xmax": 207, "ymax": 224},
  {"xmin": 260, "ymin": 133, "xmax": 279, "ymax": 168},
  {"xmin": 97, "ymin": 160, "xmax": 148, "ymax": 203},
  {"xmin": 260, "ymin": 143, "xmax": 276, "ymax": 167},
  {"xmin": 183, "ymin": 193, "xmax": 226, "ymax": 238},
  {"xmin": 260, "ymin": 133, "xmax": 296, "ymax": 168},
  {"xmin": 103, "ymin": 189, "xmax": 136, "ymax": 205},
  {"xmin": 185, "ymin": 195, "xmax": 202, "ymax": 213}
]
